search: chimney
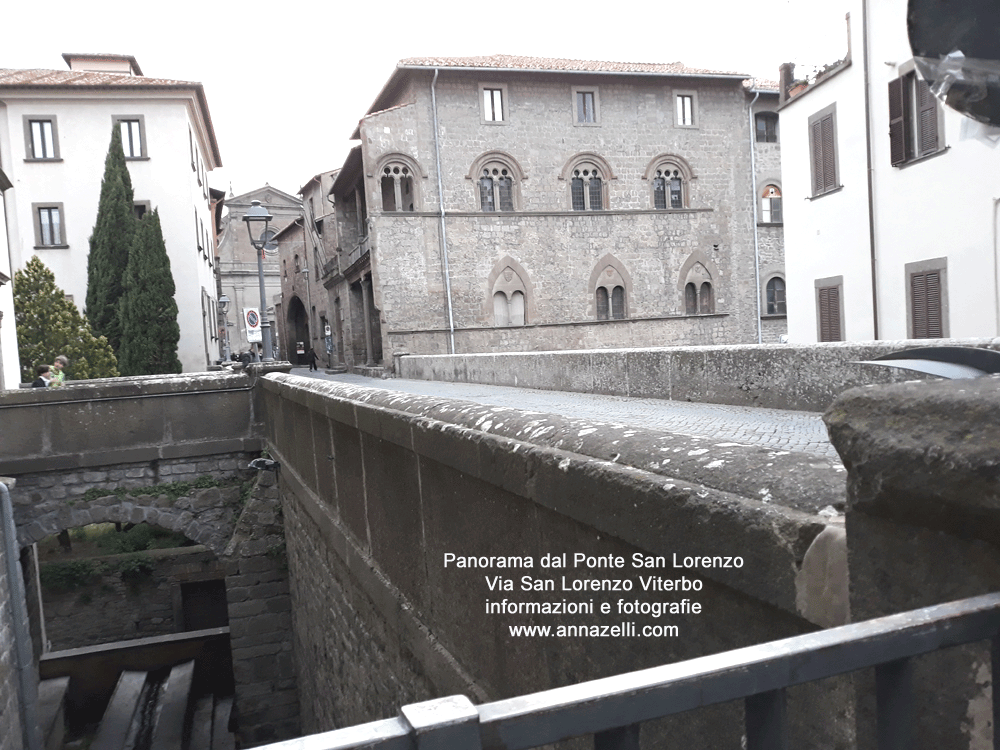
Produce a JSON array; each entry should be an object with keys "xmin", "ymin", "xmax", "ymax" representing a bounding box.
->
[{"xmin": 779, "ymin": 63, "xmax": 796, "ymax": 105}]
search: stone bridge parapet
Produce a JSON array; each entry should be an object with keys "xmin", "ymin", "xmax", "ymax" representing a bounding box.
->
[
  {"xmin": 262, "ymin": 373, "xmax": 852, "ymax": 747},
  {"xmin": 397, "ymin": 338, "xmax": 1000, "ymax": 411}
]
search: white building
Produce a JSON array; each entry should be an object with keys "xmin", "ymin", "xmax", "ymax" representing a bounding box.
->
[
  {"xmin": 0, "ymin": 53, "xmax": 222, "ymax": 379},
  {"xmin": 780, "ymin": 1, "xmax": 1000, "ymax": 342}
]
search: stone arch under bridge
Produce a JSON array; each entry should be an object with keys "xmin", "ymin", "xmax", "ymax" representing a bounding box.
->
[{"xmin": 12, "ymin": 482, "xmax": 242, "ymax": 556}]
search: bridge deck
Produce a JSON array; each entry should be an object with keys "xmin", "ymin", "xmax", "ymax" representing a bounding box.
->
[{"xmin": 289, "ymin": 368, "xmax": 836, "ymax": 460}]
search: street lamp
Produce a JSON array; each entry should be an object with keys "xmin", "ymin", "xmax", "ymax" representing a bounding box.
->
[
  {"xmin": 218, "ymin": 294, "xmax": 231, "ymax": 361},
  {"xmin": 243, "ymin": 200, "xmax": 274, "ymax": 362}
]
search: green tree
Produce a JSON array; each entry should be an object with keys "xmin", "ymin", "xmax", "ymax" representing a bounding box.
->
[
  {"xmin": 85, "ymin": 126, "xmax": 135, "ymax": 352},
  {"xmin": 117, "ymin": 209, "xmax": 181, "ymax": 375},
  {"xmin": 13, "ymin": 256, "xmax": 119, "ymax": 383}
]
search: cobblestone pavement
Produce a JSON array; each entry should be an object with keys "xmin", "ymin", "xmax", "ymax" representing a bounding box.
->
[{"xmin": 288, "ymin": 368, "xmax": 839, "ymax": 460}]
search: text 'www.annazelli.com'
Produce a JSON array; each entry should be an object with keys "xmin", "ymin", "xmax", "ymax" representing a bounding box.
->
[{"xmin": 508, "ymin": 622, "xmax": 679, "ymax": 637}]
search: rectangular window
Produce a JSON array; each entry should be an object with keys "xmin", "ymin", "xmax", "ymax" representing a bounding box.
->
[
  {"xmin": 30, "ymin": 120, "xmax": 55, "ymax": 158},
  {"xmin": 114, "ymin": 116, "xmax": 146, "ymax": 159},
  {"xmin": 134, "ymin": 201, "xmax": 150, "ymax": 220},
  {"xmin": 577, "ymin": 91, "xmax": 596, "ymax": 123},
  {"xmin": 23, "ymin": 116, "xmax": 60, "ymax": 160},
  {"xmin": 483, "ymin": 87, "xmax": 504, "ymax": 122},
  {"xmin": 755, "ymin": 112, "xmax": 779, "ymax": 143},
  {"xmin": 33, "ymin": 204, "xmax": 65, "ymax": 247},
  {"xmin": 907, "ymin": 258, "xmax": 948, "ymax": 338},
  {"xmin": 889, "ymin": 71, "xmax": 942, "ymax": 166},
  {"xmin": 675, "ymin": 93, "xmax": 695, "ymax": 127},
  {"xmin": 816, "ymin": 278, "xmax": 843, "ymax": 341},
  {"xmin": 809, "ymin": 104, "xmax": 839, "ymax": 196}
]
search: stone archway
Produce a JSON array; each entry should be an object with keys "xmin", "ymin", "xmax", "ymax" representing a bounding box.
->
[{"xmin": 285, "ymin": 295, "xmax": 310, "ymax": 365}]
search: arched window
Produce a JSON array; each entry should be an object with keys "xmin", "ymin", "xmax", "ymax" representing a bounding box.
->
[
  {"xmin": 681, "ymin": 258, "xmax": 714, "ymax": 314},
  {"xmin": 479, "ymin": 166, "xmax": 515, "ymax": 212},
  {"xmin": 571, "ymin": 165, "xmax": 603, "ymax": 210},
  {"xmin": 766, "ymin": 276, "xmax": 786, "ymax": 314},
  {"xmin": 491, "ymin": 265, "xmax": 527, "ymax": 326},
  {"xmin": 380, "ymin": 163, "xmax": 415, "ymax": 212},
  {"xmin": 644, "ymin": 155, "xmax": 694, "ymax": 209},
  {"xmin": 594, "ymin": 266, "xmax": 627, "ymax": 320},
  {"xmin": 469, "ymin": 152, "xmax": 525, "ymax": 212},
  {"xmin": 561, "ymin": 153, "xmax": 614, "ymax": 211},
  {"xmin": 761, "ymin": 184, "xmax": 782, "ymax": 224}
]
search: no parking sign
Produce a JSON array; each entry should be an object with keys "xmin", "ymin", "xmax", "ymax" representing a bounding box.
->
[{"xmin": 244, "ymin": 307, "xmax": 262, "ymax": 342}]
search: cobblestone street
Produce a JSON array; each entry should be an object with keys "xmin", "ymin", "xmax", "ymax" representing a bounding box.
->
[{"xmin": 289, "ymin": 368, "xmax": 839, "ymax": 460}]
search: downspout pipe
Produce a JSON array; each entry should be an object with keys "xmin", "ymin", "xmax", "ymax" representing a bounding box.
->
[
  {"xmin": 431, "ymin": 68, "xmax": 457, "ymax": 354},
  {"xmin": 0, "ymin": 479, "xmax": 42, "ymax": 750},
  {"xmin": 861, "ymin": 2, "xmax": 880, "ymax": 338},
  {"xmin": 748, "ymin": 90, "xmax": 763, "ymax": 344}
]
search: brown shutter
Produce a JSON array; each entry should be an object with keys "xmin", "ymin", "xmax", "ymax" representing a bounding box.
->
[
  {"xmin": 888, "ymin": 77, "xmax": 907, "ymax": 165},
  {"xmin": 916, "ymin": 77, "xmax": 939, "ymax": 156},
  {"xmin": 821, "ymin": 115, "xmax": 837, "ymax": 191},
  {"xmin": 811, "ymin": 119, "xmax": 825, "ymax": 194},
  {"xmin": 818, "ymin": 286, "xmax": 842, "ymax": 341},
  {"xmin": 912, "ymin": 270, "xmax": 943, "ymax": 338}
]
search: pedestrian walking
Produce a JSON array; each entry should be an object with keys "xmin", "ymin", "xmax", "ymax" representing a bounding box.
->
[{"xmin": 306, "ymin": 347, "xmax": 319, "ymax": 371}]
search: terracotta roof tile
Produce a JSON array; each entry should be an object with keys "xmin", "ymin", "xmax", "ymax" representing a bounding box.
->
[
  {"xmin": 744, "ymin": 77, "xmax": 780, "ymax": 92},
  {"xmin": 0, "ymin": 67, "xmax": 197, "ymax": 88},
  {"xmin": 398, "ymin": 54, "xmax": 745, "ymax": 78}
]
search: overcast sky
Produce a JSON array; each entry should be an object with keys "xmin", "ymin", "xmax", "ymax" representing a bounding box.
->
[{"xmin": 5, "ymin": 0, "xmax": 850, "ymax": 198}]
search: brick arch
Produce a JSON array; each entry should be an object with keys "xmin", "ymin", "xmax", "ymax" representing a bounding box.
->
[{"xmin": 14, "ymin": 491, "xmax": 240, "ymax": 557}]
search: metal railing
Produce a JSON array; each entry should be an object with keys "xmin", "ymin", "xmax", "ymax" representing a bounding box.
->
[{"xmin": 256, "ymin": 593, "xmax": 1000, "ymax": 750}]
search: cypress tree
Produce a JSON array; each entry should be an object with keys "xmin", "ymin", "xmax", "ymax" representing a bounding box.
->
[
  {"xmin": 86, "ymin": 126, "xmax": 135, "ymax": 353},
  {"xmin": 13, "ymin": 256, "xmax": 119, "ymax": 383},
  {"xmin": 117, "ymin": 209, "xmax": 182, "ymax": 375}
]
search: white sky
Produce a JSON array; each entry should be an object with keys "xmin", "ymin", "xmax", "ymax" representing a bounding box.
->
[{"xmin": 4, "ymin": 0, "xmax": 850, "ymax": 198}]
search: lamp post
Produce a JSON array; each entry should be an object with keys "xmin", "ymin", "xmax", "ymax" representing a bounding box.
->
[
  {"xmin": 218, "ymin": 294, "xmax": 231, "ymax": 361},
  {"xmin": 243, "ymin": 200, "xmax": 274, "ymax": 362}
]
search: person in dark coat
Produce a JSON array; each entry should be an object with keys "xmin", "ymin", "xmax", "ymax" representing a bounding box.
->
[
  {"xmin": 31, "ymin": 365, "xmax": 52, "ymax": 387},
  {"xmin": 306, "ymin": 347, "xmax": 319, "ymax": 371}
]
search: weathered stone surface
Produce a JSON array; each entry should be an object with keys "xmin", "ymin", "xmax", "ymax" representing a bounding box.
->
[
  {"xmin": 826, "ymin": 375, "xmax": 1000, "ymax": 750},
  {"xmin": 399, "ymin": 340, "xmax": 998, "ymax": 411}
]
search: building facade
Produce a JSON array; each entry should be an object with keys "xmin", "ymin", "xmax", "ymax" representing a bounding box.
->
[
  {"xmin": 0, "ymin": 53, "xmax": 222, "ymax": 376},
  {"xmin": 780, "ymin": 1, "xmax": 1000, "ymax": 342},
  {"xmin": 321, "ymin": 55, "xmax": 785, "ymax": 373},
  {"xmin": 215, "ymin": 186, "xmax": 298, "ymax": 360}
]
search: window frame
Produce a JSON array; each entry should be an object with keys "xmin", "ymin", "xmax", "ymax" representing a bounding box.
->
[
  {"xmin": 479, "ymin": 83, "xmax": 508, "ymax": 124},
  {"xmin": 33, "ymin": 202, "xmax": 67, "ymax": 248},
  {"xmin": 760, "ymin": 184, "xmax": 783, "ymax": 224},
  {"xmin": 572, "ymin": 86, "xmax": 601, "ymax": 126},
  {"xmin": 755, "ymin": 112, "xmax": 779, "ymax": 143},
  {"xmin": 889, "ymin": 70, "xmax": 944, "ymax": 167},
  {"xmin": 815, "ymin": 275, "xmax": 844, "ymax": 341},
  {"xmin": 808, "ymin": 104, "xmax": 840, "ymax": 197},
  {"xmin": 23, "ymin": 116, "xmax": 61, "ymax": 161},
  {"xmin": 905, "ymin": 257, "xmax": 948, "ymax": 339},
  {"xmin": 113, "ymin": 115, "xmax": 148, "ymax": 159},
  {"xmin": 674, "ymin": 90, "xmax": 698, "ymax": 128},
  {"xmin": 764, "ymin": 275, "xmax": 787, "ymax": 316}
]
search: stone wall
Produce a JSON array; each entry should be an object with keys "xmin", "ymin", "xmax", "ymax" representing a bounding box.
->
[
  {"xmin": 41, "ymin": 546, "xmax": 225, "ymax": 651},
  {"xmin": 397, "ymin": 338, "xmax": 1000, "ymax": 412},
  {"xmin": 223, "ymin": 467, "xmax": 297, "ymax": 747},
  {"xmin": 0, "ymin": 479, "xmax": 24, "ymax": 750},
  {"xmin": 825, "ymin": 374, "xmax": 1000, "ymax": 750},
  {"xmin": 262, "ymin": 373, "xmax": 853, "ymax": 748},
  {"xmin": 0, "ymin": 371, "xmax": 263, "ymax": 477}
]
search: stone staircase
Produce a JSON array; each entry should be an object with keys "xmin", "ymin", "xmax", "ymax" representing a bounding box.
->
[{"xmin": 40, "ymin": 661, "xmax": 235, "ymax": 750}]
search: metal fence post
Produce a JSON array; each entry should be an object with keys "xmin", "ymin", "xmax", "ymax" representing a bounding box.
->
[{"xmin": 400, "ymin": 695, "xmax": 482, "ymax": 750}]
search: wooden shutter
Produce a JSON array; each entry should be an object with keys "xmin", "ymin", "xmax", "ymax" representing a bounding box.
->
[
  {"xmin": 911, "ymin": 270, "xmax": 943, "ymax": 338},
  {"xmin": 820, "ymin": 115, "xmax": 836, "ymax": 191},
  {"xmin": 811, "ymin": 114, "xmax": 837, "ymax": 194},
  {"xmin": 888, "ymin": 77, "xmax": 908, "ymax": 165},
  {"xmin": 916, "ymin": 77, "xmax": 939, "ymax": 157},
  {"xmin": 811, "ymin": 119, "xmax": 825, "ymax": 194},
  {"xmin": 818, "ymin": 286, "xmax": 842, "ymax": 341}
]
